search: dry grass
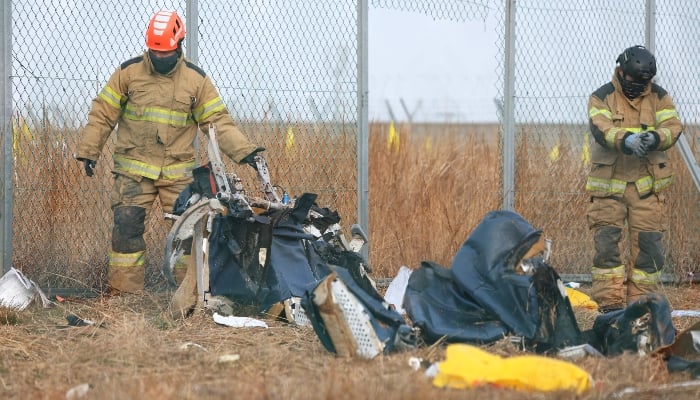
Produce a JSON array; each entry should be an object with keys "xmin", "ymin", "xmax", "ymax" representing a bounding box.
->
[
  {"xmin": 10, "ymin": 120, "xmax": 698, "ymax": 287},
  {"xmin": 368, "ymin": 122, "xmax": 699, "ymax": 278},
  {"xmin": 1, "ymin": 286, "xmax": 700, "ymax": 399}
]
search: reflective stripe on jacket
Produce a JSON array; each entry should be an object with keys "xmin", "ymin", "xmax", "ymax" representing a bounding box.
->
[
  {"xmin": 586, "ymin": 68, "xmax": 683, "ymax": 197},
  {"xmin": 75, "ymin": 51, "xmax": 257, "ymax": 180}
]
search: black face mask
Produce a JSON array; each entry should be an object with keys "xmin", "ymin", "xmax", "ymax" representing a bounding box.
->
[
  {"xmin": 618, "ymin": 73, "xmax": 648, "ymax": 100},
  {"xmin": 149, "ymin": 50, "xmax": 179, "ymax": 75}
]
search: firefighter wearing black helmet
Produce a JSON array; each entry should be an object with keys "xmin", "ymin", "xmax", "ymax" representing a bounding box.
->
[{"xmin": 585, "ymin": 45, "xmax": 683, "ymax": 313}]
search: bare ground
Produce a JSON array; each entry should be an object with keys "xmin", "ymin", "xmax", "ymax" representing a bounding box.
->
[{"xmin": 1, "ymin": 284, "xmax": 700, "ymax": 400}]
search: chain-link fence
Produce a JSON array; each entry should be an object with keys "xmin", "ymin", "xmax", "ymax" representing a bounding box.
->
[
  {"xmin": 3, "ymin": 0, "xmax": 361, "ymax": 291},
  {"xmin": 371, "ymin": 0, "xmax": 698, "ymax": 277},
  {"xmin": 494, "ymin": 0, "xmax": 699, "ymax": 276},
  {"xmin": 1, "ymin": 0, "xmax": 698, "ymax": 292}
]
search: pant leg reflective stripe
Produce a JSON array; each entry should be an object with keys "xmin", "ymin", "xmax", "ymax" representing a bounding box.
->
[
  {"xmin": 591, "ymin": 264, "xmax": 625, "ymax": 280},
  {"xmin": 109, "ymin": 250, "xmax": 145, "ymax": 268},
  {"xmin": 629, "ymin": 268, "xmax": 661, "ymax": 285}
]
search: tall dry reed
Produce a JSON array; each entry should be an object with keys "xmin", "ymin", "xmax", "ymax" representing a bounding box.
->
[{"xmin": 10, "ymin": 119, "xmax": 699, "ymax": 289}]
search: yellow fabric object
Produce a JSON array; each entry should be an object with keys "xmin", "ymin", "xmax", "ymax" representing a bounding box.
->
[
  {"xmin": 433, "ymin": 344, "xmax": 593, "ymax": 395},
  {"xmin": 566, "ymin": 287, "xmax": 599, "ymax": 310}
]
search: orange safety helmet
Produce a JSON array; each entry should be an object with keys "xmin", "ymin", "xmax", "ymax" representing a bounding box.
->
[{"xmin": 145, "ymin": 10, "xmax": 185, "ymax": 51}]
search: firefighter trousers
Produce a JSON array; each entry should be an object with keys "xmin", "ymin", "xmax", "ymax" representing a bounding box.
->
[
  {"xmin": 108, "ymin": 173, "xmax": 191, "ymax": 293},
  {"xmin": 586, "ymin": 182, "xmax": 667, "ymax": 311}
]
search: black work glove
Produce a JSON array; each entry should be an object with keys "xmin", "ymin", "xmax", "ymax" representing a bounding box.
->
[
  {"xmin": 240, "ymin": 147, "xmax": 265, "ymax": 170},
  {"xmin": 640, "ymin": 131, "xmax": 660, "ymax": 151},
  {"xmin": 79, "ymin": 159, "xmax": 96, "ymax": 177}
]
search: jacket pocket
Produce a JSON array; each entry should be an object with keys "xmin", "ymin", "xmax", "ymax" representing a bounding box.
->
[
  {"xmin": 589, "ymin": 157, "xmax": 616, "ymax": 180},
  {"xmin": 647, "ymin": 158, "xmax": 674, "ymax": 193},
  {"xmin": 586, "ymin": 155, "xmax": 618, "ymax": 197},
  {"xmin": 170, "ymin": 94, "xmax": 193, "ymax": 127}
]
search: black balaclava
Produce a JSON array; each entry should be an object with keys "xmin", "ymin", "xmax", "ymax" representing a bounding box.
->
[
  {"xmin": 617, "ymin": 72, "xmax": 648, "ymax": 100},
  {"xmin": 149, "ymin": 41, "xmax": 183, "ymax": 75}
]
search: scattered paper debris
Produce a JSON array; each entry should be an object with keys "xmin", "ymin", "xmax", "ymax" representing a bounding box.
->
[
  {"xmin": 384, "ymin": 266, "xmax": 412, "ymax": 315},
  {"xmin": 217, "ymin": 354, "xmax": 241, "ymax": 364},
  {"xmin": 179, "ymin": 342, "xmax": 208, "ymax": 352},
  {"xmin": 65, "ymin": 383, "xmax": 90, "ymax": 400},
  {"xmin": 213, "ymin": 312, "xmax": 268, "ymax": 328},
  {"xmin": 671, "ymin": 310, "xmax": 700, "ymax": 318},
  {"xmin": 408, "ymin": 357, "xmax": 422, "ymax": 371},
  {"xmin": 613, "ymin": 380, "xmax": 700, "ymax": 398},
  {"xmin": 557, "ymin": 344, "xmax": 604, "ymax": 360}
]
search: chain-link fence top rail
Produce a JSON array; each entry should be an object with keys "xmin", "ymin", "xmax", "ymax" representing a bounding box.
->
[{"xmin": 9, "ymin": 0, "xmax": 359, "ymax": 290}]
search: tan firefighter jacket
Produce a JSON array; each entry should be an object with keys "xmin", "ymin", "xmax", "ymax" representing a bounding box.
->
[
  {"xmin": 586, "ymin": 68, "xmax": 683, "ymax": 198},
  {"xmin": 75, "ymin": 51, "xmax": 258, "ymax": 181}
]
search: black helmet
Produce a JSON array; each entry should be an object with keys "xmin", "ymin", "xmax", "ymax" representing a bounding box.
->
[{"xmin": 616, "ymin": 45, "xmax": 656, "ymax": 82}]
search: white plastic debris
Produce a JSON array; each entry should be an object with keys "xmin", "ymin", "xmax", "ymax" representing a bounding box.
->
[
  {"xmin": 408, "ymin": 357, "xmax": 423, "ymax": 371},
  {"xmin": 179, "ymin": 342, "xmax": 208, "ymax": 352},
  {"xmin": 557, "ymin": 344, "xmax": 604, "ymax": 360},
  {"xmin": 613, "ymin": 380, "xmax": 700, "ymax": 398},
  {"xmin": 65, "ymin": 383, "xmax": 90, "ymax": 400},
  {"xmin": 213, "ymin": 312, "xmax": 268, "ymax": 328},
  {"xmin": 424, "ymin": 362, "xmax": 439, "ymax": 378},
  {"xmin": 0, "ymin": 267, "xmax": 52, "ymax": 311},
  {"xmin": 564, "ymin": 282, "xmax": 581, "ymax": 289},
  {"xmin": 217, "ymin": 354, "xmax": 241, "ymax": 364},
  {"xmin": 384, "ymin": 266, "xmax": 412, "ymax": 315},
  {"xmin": 671, "ymin": 310, "xmax": 700, "ymax": 318}
]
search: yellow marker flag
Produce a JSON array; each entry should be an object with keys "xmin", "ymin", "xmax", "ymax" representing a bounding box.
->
[
  {"xmin": 549, "ymin": 142, "xmax": 560, "ymax": 161},
  {"xmin": 12, "ymin": 116, "xmax": 33, "ymax": 164},
  {"xmin": 285, "ymin": 126, "xmax": 295, "ymax": 154},
  {"xmin": 582, "ymin": 134, "xmax": 590, "ymax": 166},
  {"xmin": 424, "ymin": 136, "xmax": 433, "ymax": 153},
  {"xmin": 387, "ymin": 121, "xmax": 399, "ymax": 152}
]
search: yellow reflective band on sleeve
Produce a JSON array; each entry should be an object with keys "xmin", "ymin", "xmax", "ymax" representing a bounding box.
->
[
  {"xmin": 122, "ymin": 104, "xmax": 193, "ymax": 127},
  {"xmin": 656, "ymin": 127, "xmax": 674, "ymax": 148},
  {"xmin": 653, "ymin": 175, "xmax": 674, "ymax": 192},
  {"xmin": 109, "ymin": 250, "xmax": 145, "ymax": 268},
  {"xmin": 193, "ymin": 97, "xmax": 226, "ymax": 121},
  {"xmin": 634, "ymin": 175, "xmax": 653, "ymax": 195},
  {"xmin": 98, "ymin": 86, "xmax": 124, "ymax": 109},
  {"xmin": 629, "ymin": 268, "xmax": 661, "ymax": 285},
  {"xmin": 162, "ymin": 160, "xmax": 196, "ymax": 180},
  {"xmin": 656, "ymin": 108, "xmax": 678, "ymax": 124},
  {"xmin": 589, "ymin": 107, "xmax": 612, "ymax": 119},
  {"xmin": 591, "ymin": 265, "xmax": 626, "ymax": 280},
  {"xmin": 604, "ymin": 127, "xmax": 625, "ymax": 147},
  {"xmin": 114, "ymin": 155, "xmax": 161, "ymax": 180},
  {"xmin": 586, "ymin": 177, "xmax": 626, "ymax": 195}
]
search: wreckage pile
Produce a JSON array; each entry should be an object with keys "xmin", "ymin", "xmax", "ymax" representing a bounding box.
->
[{"xmin": 155, "ymin": 135, "xmax": 700, "ymax": 394}]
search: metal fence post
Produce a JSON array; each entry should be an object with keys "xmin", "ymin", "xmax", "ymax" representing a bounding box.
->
[
  {"xmin": 0, "ymin": 1, "xmax": 12, "ymax": 274},
  {"xmin": 502, "ymin": 0, "xmax": 516, "ymax": 211},
  {"xmin": 645, "ymin": 0, "xmax": 655, "ymax": 53},
  {"xmin": 357, "ymin": 0, "xmax": 370, "ymax": 258}
]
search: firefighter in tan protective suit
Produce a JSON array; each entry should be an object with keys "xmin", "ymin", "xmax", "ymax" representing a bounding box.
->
[
  {"xmin": 586, "ymin": 45, "xmax": 683, "ymax": 313},
  {"xmin": 75, "ymin": 10, "xmax": 264, "ymax": 295}
]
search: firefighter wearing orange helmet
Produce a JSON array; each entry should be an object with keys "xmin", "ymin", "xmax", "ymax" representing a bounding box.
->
[
  {"xmin": 75, "ymin": 10, "xmax": 264, "ymax": 295},
  {"xmin": 586, "ymin": 45, "xmax": 683, "ymax": 313}
]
